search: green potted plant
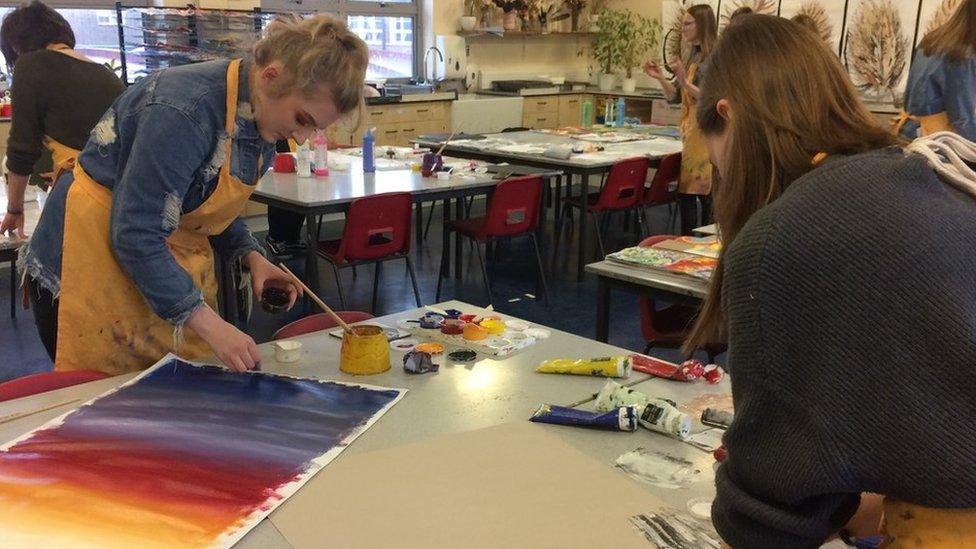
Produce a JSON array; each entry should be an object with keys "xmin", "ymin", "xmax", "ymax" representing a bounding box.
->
[
  {"xmin": 617, "ymin": 11, "xmax": 661, "ymax": 92},
  {"xmin": 592, "ymin": 9, "xmax": 627, "ymax": 90}
]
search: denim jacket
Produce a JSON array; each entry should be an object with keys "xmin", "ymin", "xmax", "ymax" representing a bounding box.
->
[
  {"xmin": 20, "ymin": 59, "xmax": 274, "ymax": 326},
  {"xmin": 902, "ymin": 50, "xmax": 976, "ymax": 141}
]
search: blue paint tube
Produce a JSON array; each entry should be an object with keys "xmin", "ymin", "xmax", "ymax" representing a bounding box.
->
[{"xmin": 530, "ymin": 404, "xmax": 638, "ymax": 432}]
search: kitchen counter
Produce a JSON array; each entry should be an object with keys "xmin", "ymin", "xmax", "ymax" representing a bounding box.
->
[
  {"xmin": 365, "ymin": 91, "xmax": 457, "ymax": 106},
  {"xmin": 476, "ymin": 87, "xmax": 667, "ymax": 100}
]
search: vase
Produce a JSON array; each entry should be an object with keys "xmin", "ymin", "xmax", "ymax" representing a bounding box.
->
[
  {"xmin": 539, "ymin": 15, "xmax": 549, "ymax": 34},
  {"xmin": 571, "ymin": 10, "xmax": 580, "ymax": 32},
  {"xmin": 599, "ymin": 73, "xmax": 616, "ymax": 91},
  {"xmin": 621, "ymin": 78, "xmax": 636, "ymax": 93},
  {"xmin": 460, "ymin": 15, "xmax": 477, "ymax": 31},
  {"xmin": 481, "ymin": 7, "xmax": 493, "ymax": 28},
  {"xmin": 503, "ymin": 10, "xmax": 517, "ymax": 31}
]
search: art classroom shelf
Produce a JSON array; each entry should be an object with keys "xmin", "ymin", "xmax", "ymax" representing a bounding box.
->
[{"xmin": 458, "ymin": 30, "xmax": 596, "ymax": 39}]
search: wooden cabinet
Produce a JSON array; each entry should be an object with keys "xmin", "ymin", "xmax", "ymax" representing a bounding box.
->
[
  {"xmin": 558, "ymin": 95, "xmax": 582, "ymax": 127},
  {"xmin": 521, "ymin": 95, "xmax": 560, "ymax": 130},
  {"xmin": 336, "ymin": 100, "xmax": 452, "ymax": 148}
]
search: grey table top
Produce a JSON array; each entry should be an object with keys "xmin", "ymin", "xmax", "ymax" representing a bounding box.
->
[
  {"xmin": 586, "ymin": 260, "xmax": 709, "ymax": 299},
  {"xmin": 252, "ymin": 153, "xmax": 502, "ymax": 210},
  {"xmin": 4, "ymin": 300, "xmax": 714, "ymax": 548},
  {"xmin": 415, "ymin": 130, "xmax": 683, "ymax": 170}
]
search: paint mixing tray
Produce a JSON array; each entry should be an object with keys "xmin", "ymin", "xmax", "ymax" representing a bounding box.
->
[{"xmin": 399, "ymin": 323, "xmax": 538, "ymax": 358}]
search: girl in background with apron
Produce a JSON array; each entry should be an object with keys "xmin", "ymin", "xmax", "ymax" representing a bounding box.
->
[
  {"xmin": 20, "ymin": 15, "xmax": 369, "ymax": 374},
  {"xmin": 643, "ymin": 4, "xmax": 718, "ymax": 235},
  {"xmin": 895, "ymin": 0, "xmax": 976, "ymax": 141}
]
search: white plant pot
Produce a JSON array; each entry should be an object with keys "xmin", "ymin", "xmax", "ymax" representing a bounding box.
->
[
  {"xmin": 621, "ymin": 78, "xmax": 636, "ymax": 93},
  {"xmin": 599, "ymin": 73, "xmax": 616, "ymax": 91},
  {"xmin": 460, "ymin": 16, "xmax": 477, "ymax": 31}
]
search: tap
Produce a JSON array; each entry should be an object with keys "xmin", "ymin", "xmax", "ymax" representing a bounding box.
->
[{"xmin": 422, "ymin": 46, "xmax": 444, "ymax": 85}]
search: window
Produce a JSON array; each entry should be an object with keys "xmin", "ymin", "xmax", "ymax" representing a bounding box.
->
[
  {"xmin": 57, "ymin": 9, "xmax": 126, "ymax": 75},
  {"xmin": 96, "ymin": 12, "xmax": 118, "ymax": 27},
  {"xmin": 347, "ymin": 15, "xmax": 414, "ymax": 79}
]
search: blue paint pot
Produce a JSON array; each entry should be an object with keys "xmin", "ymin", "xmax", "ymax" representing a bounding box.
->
[{"xmin": 419, "ymin": 314, "xmax": 445, "ymax": 329}]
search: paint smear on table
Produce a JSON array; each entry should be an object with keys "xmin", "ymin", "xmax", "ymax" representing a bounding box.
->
[
  {"xmin": 0, "ymin": 354, "xmax": 404, "ymax": 548},
  {"xmin": 615, "ymin": 448, "xmax": 702, "ymax": 489},
  {"xmin": 631, "ymin": 507, "xmax": 721, "ymax": 548}
]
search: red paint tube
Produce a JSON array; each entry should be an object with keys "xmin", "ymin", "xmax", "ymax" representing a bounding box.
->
[{"xmin": 630, "ymin": 355, "xmax": 705, "ymax": 382}]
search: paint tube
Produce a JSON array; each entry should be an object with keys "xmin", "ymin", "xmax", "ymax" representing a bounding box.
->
[
  {"xmin": 594, "ymin": 379, "xmax": 650, "ymax": 411},
  {"xmin": 701, "ymin": 408, "xmax": 734, "ymax": 430},
  {"xmin": 638, "ymin": 399, "xmax": 692, "ymax": 440},
  {"xmin": 536, "ymin": 356, "xmax": 631, "ymax": 378},
  {"xmin": 630, "ymin": 354, "xmax": 705, "ymax": 381},
  {"xmin": 530, "ymin": 404, "xmax": 638, "ymax": 432}
]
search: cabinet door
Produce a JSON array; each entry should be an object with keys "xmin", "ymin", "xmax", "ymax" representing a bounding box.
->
[
  {"xmin": 558, "ymin": 95, "xmax": 582, "ymax": 127},
  {"xmin": 375, "ymin": 126, "xmax": 401, "ymax": 147},
  {"xmin": 522, "ymin": 113, "xmax": 557, "ymax": 130},
  {"xmin": 396, "ymin": 122, "xmax": 421, "ymax": 147},
  {"xmin": 523, "ymin": 96, "xmax": 558, "ymax": 114}
]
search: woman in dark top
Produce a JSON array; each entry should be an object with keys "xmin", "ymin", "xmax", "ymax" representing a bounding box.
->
[
  {"xmin": 0, "ymin": 1, "xmax": 123, "ymax": 239},
  {"xmin": 686, "ymin": 15, "xmax": 976, "ymax": 547}
]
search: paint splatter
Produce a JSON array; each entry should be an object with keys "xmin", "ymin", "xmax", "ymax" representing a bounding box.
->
[
  {"xmin": 631, "ymin": 508, "xmax": 720, "ymax": 548},
  {"xmin": 91, "ymin": 109, "xmax": 117, "ymax": 146},
  {"xmin": 615, "ymin": 448, "xmax": 702, "ymax": 489},
  {"xmin": 0, "ymin": 357, "xmax": 403, "ymax": 548}
]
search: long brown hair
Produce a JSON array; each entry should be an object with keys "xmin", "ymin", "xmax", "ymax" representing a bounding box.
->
[
  {"xmin": 919, "ymin": 0, "xmax": 976, "ymax": 62},
  {"xmin": 683, "ymin": 14, "xmax": 898, "ymax": 351},
  {"xmin": 688, "ymin": 4, "xmax": 718, "ymax": 58}
]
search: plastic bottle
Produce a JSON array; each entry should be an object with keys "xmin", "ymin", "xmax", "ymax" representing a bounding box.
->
[
  {"xmin": 604, "ymin": 97, "xmax": 614, "ymax": 127},
  {"xmin": 362, "ymin": 128, "xmax": 375, "ymax": 173},
  {"xmin": 615, "ymin": 97, "xmax": 626, "ymax": 127},
  {"xmin": 296, "ymin": 139, "xmax": 312, "ymax": 178},
  {"xmin": 313, "ymin": 129, "xmax": 329, "ymax": 177},
  {"xmin": 581, "ymin": 97, "xmax": 594, "ymax": 128}
]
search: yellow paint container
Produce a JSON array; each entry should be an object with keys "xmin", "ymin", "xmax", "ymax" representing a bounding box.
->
[
  {"xmin": 479, "ymin": 318, "xmax": 506, "ymax": 335},
  {"xmin": 340, "ymin": 325, "xmax": 391, "ymax": 375},
  {"xmin": 463, "ymin": 323, "xmax": 489, "ymax": 341}
]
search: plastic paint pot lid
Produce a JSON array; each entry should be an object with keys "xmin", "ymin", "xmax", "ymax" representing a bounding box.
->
[
  {"xmin": 448, "ymin": 349, "xmax": 477, "ymax": 362},
  {"xmin": 524, "ymin": 327, "xmax": 551, "ymax": 339},
  {"xmin": 390, "ymin": 338, "xmax": 420, "ymax": 352},
  {"xmin": 415, "ymin": 343, "xmax": 445, "ymax": 355},
  {"xmin": 506, "ymin": 319, "xmax": 530, "ymax": 331}
]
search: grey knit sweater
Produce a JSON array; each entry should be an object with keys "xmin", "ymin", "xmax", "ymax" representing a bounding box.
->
[{"xmin": 711, "ymin": 148, "xmax": 976, "ymax": 548}]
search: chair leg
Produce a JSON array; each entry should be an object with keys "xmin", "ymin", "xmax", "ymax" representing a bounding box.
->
[
  {"xmin": 331, "ymin": 263, "xmax": 346, "ymax": 309},
  {"xmin": 591, "ymin": 212, "xmax": 606, "ymax": 259},
  {"xmin": 474, "ymin": 240, "xmax": 493, "ymax": 306},
  {"xmin": 406, "ymin": 256, "xmax": 422, "ymax": 307},
  {"xmin": 529, "ymin": 233, "xmax": 549, "ymax": 305},
  {"xmin": 423, "ymin": 200, "xmax": 437, "ymax": 240},
  {"xmin": 371, "ymin": 261, "xmax": 382, "ymax": 314}
]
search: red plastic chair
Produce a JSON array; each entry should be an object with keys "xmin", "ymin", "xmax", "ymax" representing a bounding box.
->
[
  {"xmin": 637, "ymin": 235, "xmax": 726, "ymax": 362},
  {"xmin": 639, "ymin": 152, "xmax": 681, "ymax": 235},
  {"xmin": 436, "ymin": 175, "xmax": 548, "ymax": 306},
  {"xmin": 556, "ymin": 157, "xmax": 650, "ymax": 259},
  {"xmin": 0, "ymin": 370, "xmax": 110, "ymax": 403},
  {"xmin": 316, "ymin": 192, "xmax": 421, "ymax": 313},
  {"xmin": 273, "ymin": 311, "xmax": 374, "ymax": 340}
]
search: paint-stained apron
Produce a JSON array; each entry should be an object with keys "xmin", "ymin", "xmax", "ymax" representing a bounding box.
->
[
  {"xmin": 678, "ymin": 62, "xmax": 712, "ymax": 195},
  {"xmin": 881, "ymin": 500, "xmax": 976, "ymax": 547},
  {"xmin": 55, "ymin": 58, "xmax": 257, "ymax": 374}
]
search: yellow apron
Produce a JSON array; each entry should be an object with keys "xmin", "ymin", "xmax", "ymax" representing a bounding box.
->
[
  {"xmin": 55, "ymin": 58, "xmax": 257, "ymax": 374},
  {"xmin": 678, "ymin": 63, "xmax": 712, "ymax": 195},
  {"xmin": 881, "ymin": 500, "xmax": 976, "ymax": 548},
  {"xmin": 891, "ymin": 111, "xmax": 953, "ymax": 138}
]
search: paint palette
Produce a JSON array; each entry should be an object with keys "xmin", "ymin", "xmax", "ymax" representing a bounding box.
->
[{"xmin": 400, "ymin": 321, "xmax": 539, "ymax": 358}]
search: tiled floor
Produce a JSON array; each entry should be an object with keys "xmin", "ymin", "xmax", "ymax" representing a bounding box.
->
[{"xmin": 1, "ymin": 200, "xmax": 707, "ymax": 382}]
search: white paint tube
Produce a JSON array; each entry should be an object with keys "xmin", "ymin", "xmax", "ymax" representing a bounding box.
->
[
  {"xmin": 594, "ymin": 379, "xmax": 650, "ymax": 411},
  {"xmin": 638, "ymin": 398, "xmax": 692, "ymax": 440}
]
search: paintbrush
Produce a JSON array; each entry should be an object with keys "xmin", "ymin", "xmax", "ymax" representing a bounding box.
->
[
  {"xmin": 435, "ymin": 130, "xmax": 457, "ymax": 156},
  {"xmin": 0, "ymin": 398, "xmax": 81, "ymax": 425},
  {"xmin": 278, "ymin": 263, "xmax": 353, "ymax": 334}
]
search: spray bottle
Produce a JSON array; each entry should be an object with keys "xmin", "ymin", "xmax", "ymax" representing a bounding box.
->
[
  {"xmin": 581, "ymin": 97, "xmax": 594, "ymax": 128},
  {"xmin": 313, "ymin": 129, "xmax": 329, "ymax": 177},
  {"xmin": 604, "ymin": 97, "xmax": 614, "ymax": 127},
  {"xmin": 615, "ymin": 97, "xmax": 626, "ymax": 127},
  {"xmin": 362, "ymin": 127, "xmax": 375, "ymax": 173}
]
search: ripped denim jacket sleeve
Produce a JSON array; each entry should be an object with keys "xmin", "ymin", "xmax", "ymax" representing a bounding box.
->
[{"xmin": 109, "ymin": 102, "xmax": 211, "ymax": 326}]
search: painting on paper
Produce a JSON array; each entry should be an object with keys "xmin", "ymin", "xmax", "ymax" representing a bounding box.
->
[
  {"xmin": 0, "ymin": 354, "xmax": 405, "ymax": 548},
  {"xmin": 779, "ymin": 0, "xmax": 849, "ymax": 55},
  {"xmin": 843, "ymin": 0, "xmax": 921, "ymax": 111},
  {"xmin": 914, "ymin": 0, "xmax": 962, "ymax": 48},
  {"xmin": 716, "ymin": 0, "xmax": 781, "ymax": 29}
]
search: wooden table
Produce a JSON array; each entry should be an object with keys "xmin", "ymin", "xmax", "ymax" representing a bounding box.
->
[
  {"xmin": 414, "ymin": 131, "xmax": 683, "ymax": 280},
  {"xmin": 585, "ymin": 260, "xmax": 709, "ymax": 343}
]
